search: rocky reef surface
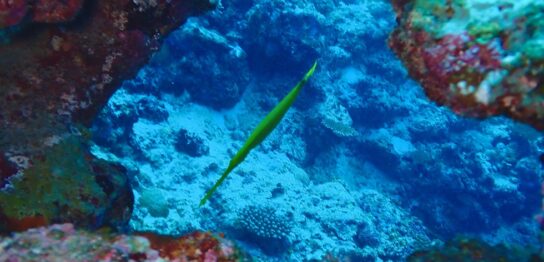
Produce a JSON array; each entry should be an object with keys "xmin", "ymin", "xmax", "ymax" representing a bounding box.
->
[
  {"xmin": 0, "ymin": 0, "xmax": 215, "ymax": 232},
  {"xmin": 91, "ymin": 0, "xmax": 544, "ymax": 261},
  {"xmin": 0, "ymin": 223, "xmax": 246, "ymax": 261}
]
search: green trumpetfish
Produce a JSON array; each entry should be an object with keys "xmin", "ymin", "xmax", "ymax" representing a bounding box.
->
[{"xmin": 199, "ymin": 61, "xmax": 318, "ymax": 206}]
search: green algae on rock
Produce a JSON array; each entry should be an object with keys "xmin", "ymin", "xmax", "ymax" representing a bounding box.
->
[{"xmin": 0, "ymin": 135, "xmax": 132, "ymax": 232}]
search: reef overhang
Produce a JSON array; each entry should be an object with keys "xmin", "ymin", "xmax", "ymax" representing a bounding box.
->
[{"xmin": 0, "ymin": 0, "xmax": 215, "ymax": 232}]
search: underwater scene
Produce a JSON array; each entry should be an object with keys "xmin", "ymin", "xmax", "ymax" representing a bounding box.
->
[{"xmin": 0, "ymin": 0, "xmax": 543, "ymax": 261}]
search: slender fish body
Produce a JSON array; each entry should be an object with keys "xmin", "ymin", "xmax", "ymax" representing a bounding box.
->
[{"xmin": 199, "ymin": 61, "xmax": 318, "ymax": 207}]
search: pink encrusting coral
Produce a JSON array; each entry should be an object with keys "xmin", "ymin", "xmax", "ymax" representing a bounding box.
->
[
  {"xmin": 0, "ymin": 223, "xmax": 246, "ymax": 261},
  {"xmin": 389, "ymin": 0, "xmax": 544, "ymax": 131},
  {"xmin": 417, "ymin": 32, "xmax": 505, "ymax": 116}
]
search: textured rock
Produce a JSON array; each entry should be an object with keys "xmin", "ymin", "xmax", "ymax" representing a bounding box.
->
[
  {"xmin": 0, "ymin": 136, "xmax": 133, "ymax": 232},
  {"xmin": 33, "ymin": 0, "xmax": 85, "ymax": 23},
  {"xmin": 174, "ymin": 129, "xmax": 209, "ymax": 157},
  {"xmin": 0, "ymin": 0, "xmax": 84, "ymax": 28},
  {"xmin": 390, "ymin": 120, "xmax": 543, "ymax": 238},
  {"xmin": 389, "ymin": 0, "xmax": 544, "ymax": 131},
  {"xmin": 136, "ymin": 97, "xmax": 169, "ymax": 123},
  {"xmin": 151, "ymin": 20, "xmax": 251, "ymax": 109},
  {"xmin": 0, "ymin": 0, "xmax": 215, "ymax": 232}
]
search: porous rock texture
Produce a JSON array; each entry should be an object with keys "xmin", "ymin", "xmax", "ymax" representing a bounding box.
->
[{"xmin": 0, "ymin": 0, "xmax": 215, "ymax": 232}]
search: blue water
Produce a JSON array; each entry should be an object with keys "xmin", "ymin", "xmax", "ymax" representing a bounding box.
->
[{"xmin": 91, "ymin": 0, "xmax": 543, "ymax": 260}]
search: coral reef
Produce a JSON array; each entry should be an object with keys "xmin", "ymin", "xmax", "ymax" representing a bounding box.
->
[
  {"xmin": 0, "ymin": 0, "xmax": 215, "ymax": 232},
  {"xmin": 389, "ymin": 0, "xmax": 544, "ymax": 131},
  {"xmin": 0, "ymin": 223, "xmax": 247, "ymax": 261},
  {"xmin": 92, "ymin": 0, "xmax": 543, "ymax": 260}
]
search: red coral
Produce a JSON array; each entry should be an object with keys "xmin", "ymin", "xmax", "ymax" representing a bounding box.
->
[
  {"xmin": 392, "ymin": 31, "xmax": 505, "ymax": 117},
  {"xmin": 422, "ymin": 33, "xmax": 501, "ymax": 84},
  {"xmin": 0, "ymin": 0, "xmax": 27, "ymax": 28},
  {"xmin": 422, "ymin": 34, "xmax": 469, "ymax": 82}
]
